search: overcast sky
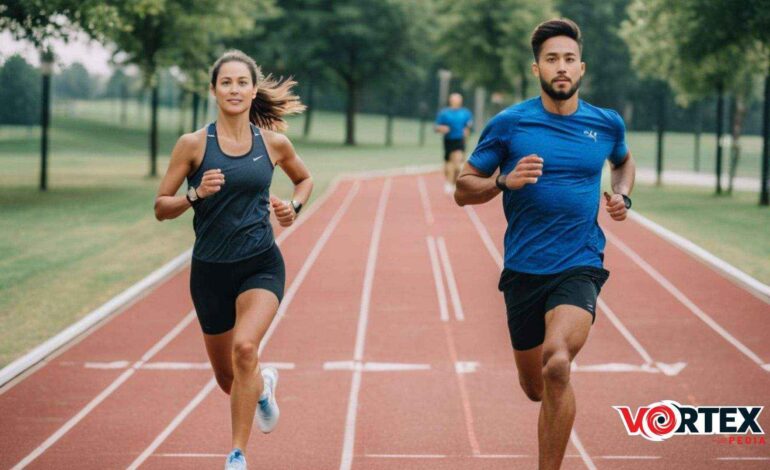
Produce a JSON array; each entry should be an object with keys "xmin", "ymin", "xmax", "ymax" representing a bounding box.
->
[{"xmin": 0, "ymin": 30, "xmax": 115, "ymax": 76}]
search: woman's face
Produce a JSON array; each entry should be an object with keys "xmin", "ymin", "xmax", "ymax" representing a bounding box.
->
[{"xmin": 211, "ymin": 61, "xmax": 257, "ymax": 116}]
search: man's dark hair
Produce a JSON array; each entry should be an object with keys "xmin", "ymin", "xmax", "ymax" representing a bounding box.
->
[{"xmin": 531, "ymin": 19, "xmax": 582, "ymax": 61}]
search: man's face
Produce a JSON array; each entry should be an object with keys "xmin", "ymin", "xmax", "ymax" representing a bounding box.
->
[
  {"xmin": 449, "ymin": 93, "xmax": 463, "ymax": 108},
  {"xmin": 532, "ymin": 36, "xmax": 585, "ymax": 101}
]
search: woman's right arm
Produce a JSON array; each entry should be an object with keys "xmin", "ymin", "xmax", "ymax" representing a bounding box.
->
[{"xmin": 154, "ymin": 132, "xmax": 224, "ymax": 221}]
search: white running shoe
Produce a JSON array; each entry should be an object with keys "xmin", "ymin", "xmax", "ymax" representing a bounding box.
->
[
  {"xmin": 224, "ymin": 448, "xmax": 247, "ymax": 470},
  {"xmin": 444, "ymin": 181, "xmax": 453, "ymax": 194},
  {"xmin": 255, "ymin": 367, "xmax": 280, "ymax": 433}
]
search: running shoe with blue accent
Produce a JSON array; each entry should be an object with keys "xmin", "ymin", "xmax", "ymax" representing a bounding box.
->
[
  {"xmin": 256, "ymin": 366, "xmax": 280, "ymax": 433},
  {"xmin": 224, "ymin": 448, "xmax": 246, "ymax": 470}
]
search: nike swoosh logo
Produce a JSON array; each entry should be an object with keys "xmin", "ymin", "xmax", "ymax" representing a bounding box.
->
[{"xmin": 253, "ymin": 155, "xmax": 264, "ymax": 162}]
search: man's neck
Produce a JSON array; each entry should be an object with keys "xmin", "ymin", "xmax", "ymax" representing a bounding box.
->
[{"xmin": 540, "ymin": 92, "xmax": 579, "ymax": 116}]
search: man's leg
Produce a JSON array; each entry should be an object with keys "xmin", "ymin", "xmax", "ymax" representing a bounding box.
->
[
  {"xmin": 538, "ymin": 305, "xmax": 592, "ymax": 470},
  {"xmin": 513, "ymin": 345, "xmax": 544, "ymax": 402},
  {"xmin": 450, "ymin": 150, "xmax": 465, "ymax": 184}
]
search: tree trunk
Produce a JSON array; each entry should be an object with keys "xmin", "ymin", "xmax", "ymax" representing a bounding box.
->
[
  {"xmin": 149, "ymin": 84, "xmax": 159, "ymax": 177},
  {"xmin": 303, "ymin": 81, "xmax": 314, "ymax": 138},
  {"xmin": 761, "ymin": 72, "xmax": 769, "ymax": 206},
  {"xmin": 728, "ymin": 95, "xmax": 746, "ymax": 194},
  {"xmin": 39, "ymin": 71, "xmax": 51, "ymax": 191},
  {"xmin": 385, "ymin": 107, "xmax": 394, "ymax": 147},
  {"xmin": 519, "ymin": 67, "xmax": 528, "ymax": 102},
  {"xmin": 345, "ymin": 80, "xmax": 357, "ymax": 146},
  {"xmin": 192, "ymin": 93, "xmax": 200, "ymax": 131},
  {"xmin": 655, "ymin": 84, "xmax": 666, "ymax": 186},
  {"xmin": 120, "ymin": 81, "xmax": 128, "ymax": 125},
  {"xmin": 178, "ymin": 90, "xmax": 187, "ymax": 136},
  {"xmin": 715, "ymin": 83, "xmax": 725, "ymax": 195},
  {"xmin": 694, "ymin": 101, "xmax": 702, "ymax": 172}
]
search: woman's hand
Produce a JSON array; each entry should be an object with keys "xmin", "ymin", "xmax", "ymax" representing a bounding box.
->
[{"xmin": 270, "ymin": 195, "xmax": 296, "ymax": 227}]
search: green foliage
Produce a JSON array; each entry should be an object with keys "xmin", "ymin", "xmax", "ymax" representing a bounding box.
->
[
  {"xmin": 0, "ymin": 55, "xmax": 41, "ymax": 125},
  {"xmin": 53, "ymin": 62, "xmax": 93, "ymax": 99},
  {"xmin": 436, "ymin": 0, "xmax": 553, "ymax": 94}
]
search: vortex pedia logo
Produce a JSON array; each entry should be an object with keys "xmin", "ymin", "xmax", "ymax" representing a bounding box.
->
[{"xmin": 613, "ymin": 401, "xmax": 764, "ymax": 442}]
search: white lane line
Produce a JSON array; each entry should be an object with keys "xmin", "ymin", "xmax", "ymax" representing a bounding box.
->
[
  {"xmin": 455, "ymin": 361, "xmax": 479, "ymax": 374},
  {"xmin": 597, "ymin": 298, "xmax": 687, "ymax": 376},
  {"xmin": 366, "ymin": 454, "xmax": 447, "ymax": 459},
  {"xmin": 464, "ymin": 205, "xmax": 503, "ymax": 268},
  {"xmin": 437, "ymin": 237, "xmax": 465, "ymax": 321},
  {"xmin": 129, "ymin": 182, "xmax": 362, "ymax": 469},
  {"xmin": 12, "ymin": 312, "xmax": 196, "ymax": 470},
  {"xmin": 323, "ymin": 361, "xmax": 430, "ymax": 372},
  {"xmin": 156, "ymin": 453, "xmax": 226, "ymax": 458},
  {"xmin": 628, "ymin": 210, "xmax": 770, "ymax": 301},
  {"xmin": 474, "ymin": 454, "xmax": 530, "ymax": 459},
  {"xmin": 126, "ymin": 379, "xmax": 217, "ymax": 470},
  {"xmin": 570, "ymin": 430, "xmax": 597, "ymax": 470},
  {"xmin": 426, "ymin": 236, "xmax": 449, "ymax": 322},
  {"xmin": 464, "ymin": 207, "xmax": 597, "ymax": 469},
  {"xmin": 84, "ymin": 361, "xmax": 130, "ymax": 369},
  {"xmin": 417, "ymin": 176, "xmax": 435, "ymax": 225},
  {"xmin": 442, "ymin": 323, "xmax": 481, "ymax": 456},
  {"xmin": 716, "ymin": 457, "xmax": 770, "ymax": 461},
  {"xmin": 605, "ymin": 229, "xmax": 769, "ymax": 372},
  {"xmin": 599, "ymin": 455, "xmax": 661, "ymax": 460},
  {"xmin": 340, "ymin": 178, "xmax": 392, "ymax": 470}
]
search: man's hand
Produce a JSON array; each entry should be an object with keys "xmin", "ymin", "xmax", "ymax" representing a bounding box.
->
[
  {"xmin": 504, "ymin": 155, "xmax": 543, "ymax": 190},
  {"xmin": 270, "ymin": 195, "xmax": 296, "ymax": 227},
  {"xmin": 604, "ymin": 191, "xmax": 628, "ymax": 221}
]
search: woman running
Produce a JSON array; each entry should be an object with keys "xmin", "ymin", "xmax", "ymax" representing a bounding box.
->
[{"xmin": 154, "ymin": 50, "xmax": 312, "ymax": 470}]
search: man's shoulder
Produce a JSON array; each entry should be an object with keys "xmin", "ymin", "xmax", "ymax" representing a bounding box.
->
[
  {"xmin": 487, "ymin": 98, "xmax": 538, "ymax": 130},
  {"xmin": 579, "ymin": 100, "xmax": 625, "ymax": 127}
]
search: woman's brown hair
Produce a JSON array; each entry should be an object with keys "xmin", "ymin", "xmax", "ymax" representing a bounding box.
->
[{"xmin": 210, "ymin": 50, "xmax": 305, "ymax": 132}]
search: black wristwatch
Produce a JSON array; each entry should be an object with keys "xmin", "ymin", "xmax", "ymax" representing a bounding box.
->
[
  {"xmin": 621, "ymin": 194, "xmax": 632, "ymax": 209},
  {"xmin": 290, "ymin": 200, "xmax": 303, "ymax": 214},
  {"xmin": 495, "ymin": 174, "xmax": 508, "ymax": 191}
]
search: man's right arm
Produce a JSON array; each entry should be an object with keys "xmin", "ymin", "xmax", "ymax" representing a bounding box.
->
[
  {"xmin": 454, "ymin": 163, "xmax": 501, "ymax": 206},
  {"xmin": 455, "ymin": 156, "xmax": 544, "ymax": 207}
]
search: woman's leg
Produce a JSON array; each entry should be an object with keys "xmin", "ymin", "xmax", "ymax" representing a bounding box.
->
[
  {"xmin": 203, "ymin": 330, "xmax": 235, "ymax": 394},
  {"xmin": 229, "ymin": 288, "xmax": 280, "ymax": 450}
]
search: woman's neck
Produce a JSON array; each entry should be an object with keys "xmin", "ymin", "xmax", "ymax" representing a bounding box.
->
[{"xmin": 216, "ymin": 112, "xmax": 252, "ymax": 141}]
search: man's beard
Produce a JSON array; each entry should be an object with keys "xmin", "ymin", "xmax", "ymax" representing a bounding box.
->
[{"xmin": 540, "ymin": 76, "xmax": 581, "ymax": 101}]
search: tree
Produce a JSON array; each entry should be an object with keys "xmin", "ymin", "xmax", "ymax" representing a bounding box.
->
[
  {"xmin": 53, "ymin": 62, "xmax": 93, "ymax": 99},
  {"xmin": 0, "ymin": 55, "xmax": 41, "ymax": 125},
  {"xmin": 96, "ymin": 0, "xmax": 261, "ymax": 176},
  {"xmin": 436, "ymin": 0, "xmax": 554, "ymax": 101}
]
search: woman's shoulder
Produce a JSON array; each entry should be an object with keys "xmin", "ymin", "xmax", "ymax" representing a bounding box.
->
[
  {"xmin": 174, "ymin": 127, "xmax": 208, "ymax": 156},
  {"xmin": 260, "ymin": 128, "xmax": 294, "ymax": 154}
]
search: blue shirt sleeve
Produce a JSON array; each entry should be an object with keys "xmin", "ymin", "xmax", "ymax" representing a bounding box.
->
[
  {"xmin": 609, "ymin": 110, "xmax": 629, "ymax": 165},
  {"xmin": 467, "ymin": 112, "xmax": 510, "ymax": 176},
  {"xmin": 464, "ymin": 109, "xmax": 474, "ymax": 129},
  {"xmin": 435, "ymin": 109, "xmax": 448, "ymax": 126}
]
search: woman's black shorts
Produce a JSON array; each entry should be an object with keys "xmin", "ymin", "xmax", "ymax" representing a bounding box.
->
[
  {"xmin": 190, "ymin": 243, "xmax": 285, "ymax": 335},
  {"xmin": 499, "ymin": 266, "xmax": 609, "ymax": 351},
  {"xmin": 443, "ymin": 138, "xmax": 466, "ymax": 161}
]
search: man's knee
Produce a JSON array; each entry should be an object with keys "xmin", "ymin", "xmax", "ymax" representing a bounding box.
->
[{"xmin": 542, "ymin": 351, "xmax": 571, "ymax": 388}]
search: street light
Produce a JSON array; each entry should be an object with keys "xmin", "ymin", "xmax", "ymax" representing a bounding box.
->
[{"xmin": 39, "ymin": 48, "xmax": 54, "ymax": 191}]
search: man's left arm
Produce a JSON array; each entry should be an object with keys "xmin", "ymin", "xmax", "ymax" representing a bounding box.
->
[{"xmin": 604, "ymin": 152, "xmax": 636, "ymax": 221}]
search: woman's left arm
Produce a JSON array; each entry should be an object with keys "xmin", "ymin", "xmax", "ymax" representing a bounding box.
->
[{"xmin": 265, "ymin": 131, "xmax": 313, "ymax": 226}]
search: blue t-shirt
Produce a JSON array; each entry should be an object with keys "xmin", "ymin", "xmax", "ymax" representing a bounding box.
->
[
  {"xmin": 468, "ymin": 97, "xmax": 629, "ymax": 274},
  {"xmin": 436, "ymin": 107, "xmax": 473, "ymax": 140}
]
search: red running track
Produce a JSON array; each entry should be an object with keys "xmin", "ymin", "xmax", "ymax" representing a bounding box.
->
[{"xmin": 1, "ymin": 171, "xmax": 769, "ymax": 469}]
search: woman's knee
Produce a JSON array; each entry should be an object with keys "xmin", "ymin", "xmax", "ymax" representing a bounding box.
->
[
  {"xmin": 232, "ymin": 340, "xmax": 259, "ymax": 370},
  {"xmin": 519, "ymin": 378, "xmax": 543, "ymax": 402},
  {"xmin": 214, "ymin": 370, "xmax": 234, "ymax": 394}
]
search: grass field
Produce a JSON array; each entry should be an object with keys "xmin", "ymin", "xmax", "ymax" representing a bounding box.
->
[{"xmin": 0, "ymin": 99, "xmax": 768, "ymax": 368}]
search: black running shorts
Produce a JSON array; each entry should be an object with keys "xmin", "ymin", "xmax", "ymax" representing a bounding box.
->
[
  {"xmin": 443, "ymin": 138, "xmax": 466, "ymax": 161},
  {"xmin": 190, "ymin": 243, "xmax": 285, "ymax": 335},
  {"xmin": 499, "ymin": 266, "xmax": 610, "ymax": 351}
]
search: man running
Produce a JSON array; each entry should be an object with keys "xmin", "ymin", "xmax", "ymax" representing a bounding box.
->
[
  {"xmin": 454, "ymin": 19, "xmax": 635, "ymax": 470},
  {"xmin": 435, "ymin": 93, "xmax": 473, "ymax": 193}
]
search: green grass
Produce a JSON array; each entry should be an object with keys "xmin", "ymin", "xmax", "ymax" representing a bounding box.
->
[
  {"xmin": 629, "ymin": 185, "xmax": 770, "ymax": 285},
  {"xmin": 0, "ymin": 99, "xmax": 768, "ymax": 368}
]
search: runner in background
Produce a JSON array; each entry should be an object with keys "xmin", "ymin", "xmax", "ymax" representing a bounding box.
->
[{"xmin": 435, "ymin": 93, "xmax": 473, "ymax": 193}]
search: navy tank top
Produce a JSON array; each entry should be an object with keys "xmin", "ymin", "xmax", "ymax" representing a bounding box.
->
[{"xmin": 186, "ymin": 122, "xmax": 275, "ymax": 262}]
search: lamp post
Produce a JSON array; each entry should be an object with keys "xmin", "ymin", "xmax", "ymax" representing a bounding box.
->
[
  {"xmin": 39, "ymin": 48, "xmax": 54, "ymax": 191},
  {"xmin": 437, "ymin": 69, "xmax": 452, "ymax": 113}
]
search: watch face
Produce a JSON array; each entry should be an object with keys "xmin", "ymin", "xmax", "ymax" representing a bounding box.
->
[
  {"xmin": 187, "ymin": 186, "xmax": 198, "ymax": 200},
  {"xmin": 622, "ymin": 195, "xmax": 632, "ymax": 209}
]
